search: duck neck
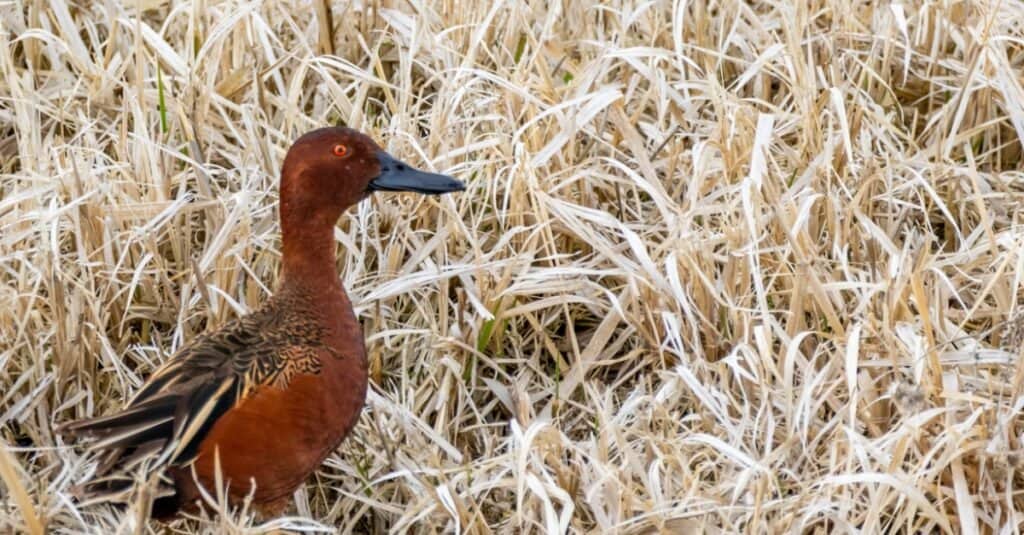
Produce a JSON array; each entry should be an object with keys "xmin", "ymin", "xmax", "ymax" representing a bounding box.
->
[{"xmin": 279, "ymin": 212, "xmax": 343, "ymax": 294}]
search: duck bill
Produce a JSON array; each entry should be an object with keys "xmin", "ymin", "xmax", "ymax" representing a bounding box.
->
[{"xmin": 369, "ymin": 152, "xmax": 465, "ymax": 195}]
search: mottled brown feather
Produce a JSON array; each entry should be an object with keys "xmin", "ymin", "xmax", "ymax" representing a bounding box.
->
[{"xmin": 60, "ymin": 282, "xmax": 366, "ymax": 517}]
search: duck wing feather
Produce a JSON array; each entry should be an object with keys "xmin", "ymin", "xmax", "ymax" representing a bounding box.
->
[{"xmin": 58, "ymin": 297, "xmax": 329, "ymax": 502}]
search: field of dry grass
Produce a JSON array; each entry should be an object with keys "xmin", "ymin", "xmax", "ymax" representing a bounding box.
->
[{"xmin": 2, "ymin": 0, "xmax": 1024, "ymax": 533}]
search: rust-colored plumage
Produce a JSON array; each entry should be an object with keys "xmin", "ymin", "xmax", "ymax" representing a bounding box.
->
[{"xmin": 59, "ymin": 127, "xmax": 464, "ymax": 518}]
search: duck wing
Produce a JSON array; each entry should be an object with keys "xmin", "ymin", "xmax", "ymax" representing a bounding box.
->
[{"xmin": 58, "ymin": 300, "xmax": 327, "ymax": 503}]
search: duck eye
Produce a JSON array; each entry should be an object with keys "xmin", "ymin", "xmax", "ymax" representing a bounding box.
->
[{"xmin": 332, "ymin": 144, "xmax": 349, "ymax": 157}]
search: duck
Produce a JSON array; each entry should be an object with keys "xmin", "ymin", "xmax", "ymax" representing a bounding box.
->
[{"xmin": 58, "ymin": 126, "xmax": 465, "ymax": 519}]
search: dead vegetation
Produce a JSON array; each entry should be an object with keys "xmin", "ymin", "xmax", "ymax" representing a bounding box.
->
[{"xmin": 2, "ymin": 0, "xmax": 1024, "ymax": 533}]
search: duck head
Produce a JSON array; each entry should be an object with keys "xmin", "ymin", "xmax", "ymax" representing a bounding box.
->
[{"xmin": 279, "ymin": 126, "xmax": 464, "ymax": 224}]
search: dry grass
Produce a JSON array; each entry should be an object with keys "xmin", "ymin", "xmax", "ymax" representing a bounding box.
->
[{"xmin": 2, "ymin": 0, "xmax": 1024, "ymax": 533}]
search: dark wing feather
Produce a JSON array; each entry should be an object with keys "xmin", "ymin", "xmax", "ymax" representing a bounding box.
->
[{"xmin": 59, "ymin": 298, "xmax": 326, "ymax": 503}]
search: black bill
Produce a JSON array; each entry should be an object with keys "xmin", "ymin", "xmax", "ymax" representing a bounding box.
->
[{"xmin": 369, "ymin": 152, "xmax": 465, "ymax": 194}]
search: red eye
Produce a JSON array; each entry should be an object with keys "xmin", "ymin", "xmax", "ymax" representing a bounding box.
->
[{"xmin": 332, "ymin": 144, "xmax": 349, "ymax": 157}]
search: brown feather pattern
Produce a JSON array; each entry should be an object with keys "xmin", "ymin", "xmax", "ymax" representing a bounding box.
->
[{"xmin": 59, "ymin": 285, "xmax": 359, "ymax": 514}]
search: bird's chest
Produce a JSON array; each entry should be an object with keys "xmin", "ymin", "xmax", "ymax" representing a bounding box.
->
[
  {"xmin": 275, "ymin": 294, "xmax": 369, "ymax": 443},
  {"xmin": 269, "ymin": 285, "xmax": 367, "ymax": 388}
]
